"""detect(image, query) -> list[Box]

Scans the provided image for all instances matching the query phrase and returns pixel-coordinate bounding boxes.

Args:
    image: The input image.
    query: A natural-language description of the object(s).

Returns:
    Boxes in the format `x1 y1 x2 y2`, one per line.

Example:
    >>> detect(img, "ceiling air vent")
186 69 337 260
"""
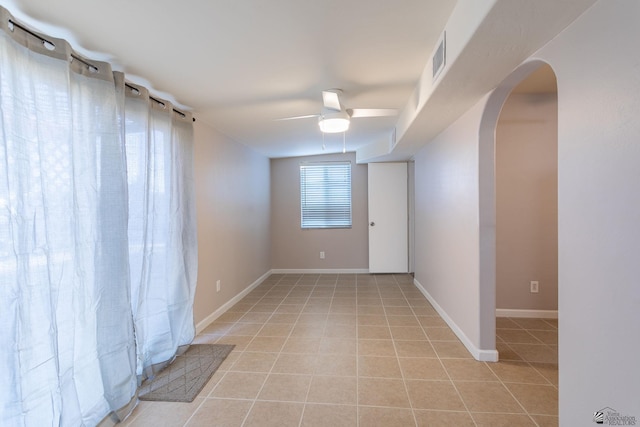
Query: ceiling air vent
432 31 446 80
390 127 397 150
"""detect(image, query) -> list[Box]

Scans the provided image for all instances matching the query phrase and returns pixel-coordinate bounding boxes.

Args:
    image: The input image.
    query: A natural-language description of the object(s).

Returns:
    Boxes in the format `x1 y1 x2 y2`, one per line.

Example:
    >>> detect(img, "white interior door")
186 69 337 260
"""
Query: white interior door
368 162 408 273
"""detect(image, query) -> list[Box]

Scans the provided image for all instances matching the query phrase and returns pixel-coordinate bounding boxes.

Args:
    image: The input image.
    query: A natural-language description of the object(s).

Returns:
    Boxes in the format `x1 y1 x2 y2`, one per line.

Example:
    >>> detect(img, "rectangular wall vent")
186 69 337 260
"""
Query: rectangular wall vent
390 127 397 150
432 31 446 80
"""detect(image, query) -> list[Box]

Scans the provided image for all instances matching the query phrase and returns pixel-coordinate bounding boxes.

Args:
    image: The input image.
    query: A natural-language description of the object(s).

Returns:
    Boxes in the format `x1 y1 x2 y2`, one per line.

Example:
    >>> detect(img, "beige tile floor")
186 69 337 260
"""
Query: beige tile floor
121 274 558 427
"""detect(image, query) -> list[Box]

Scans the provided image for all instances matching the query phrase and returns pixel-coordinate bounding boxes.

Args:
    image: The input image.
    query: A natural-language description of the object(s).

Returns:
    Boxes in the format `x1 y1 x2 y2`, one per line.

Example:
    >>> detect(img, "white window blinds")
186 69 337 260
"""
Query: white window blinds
300 161 352 229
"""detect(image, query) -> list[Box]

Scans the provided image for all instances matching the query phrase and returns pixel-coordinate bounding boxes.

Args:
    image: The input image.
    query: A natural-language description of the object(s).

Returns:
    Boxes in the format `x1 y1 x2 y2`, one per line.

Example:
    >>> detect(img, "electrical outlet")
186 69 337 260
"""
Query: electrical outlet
319 251 325 259
216 280 221 292
530 281 539 293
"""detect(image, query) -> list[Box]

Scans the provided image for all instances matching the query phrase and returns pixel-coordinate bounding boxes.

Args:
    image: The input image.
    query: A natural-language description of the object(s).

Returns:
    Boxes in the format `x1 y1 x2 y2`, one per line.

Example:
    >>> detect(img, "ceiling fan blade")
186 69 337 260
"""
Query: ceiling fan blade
322 90 342 111
348 108 398 118
274 114 320 121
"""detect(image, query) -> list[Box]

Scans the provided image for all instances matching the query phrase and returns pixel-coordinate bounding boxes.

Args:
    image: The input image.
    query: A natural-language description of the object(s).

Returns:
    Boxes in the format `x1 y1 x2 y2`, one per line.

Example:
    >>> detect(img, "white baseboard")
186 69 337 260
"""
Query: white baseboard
413 278 499 362
496 309 558 319
195 270 272 335
270 268 369 274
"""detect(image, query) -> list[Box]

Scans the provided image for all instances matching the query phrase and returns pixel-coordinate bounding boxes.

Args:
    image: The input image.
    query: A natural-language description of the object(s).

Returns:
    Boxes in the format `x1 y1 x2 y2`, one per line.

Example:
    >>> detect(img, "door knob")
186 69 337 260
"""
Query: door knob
370 222 375 226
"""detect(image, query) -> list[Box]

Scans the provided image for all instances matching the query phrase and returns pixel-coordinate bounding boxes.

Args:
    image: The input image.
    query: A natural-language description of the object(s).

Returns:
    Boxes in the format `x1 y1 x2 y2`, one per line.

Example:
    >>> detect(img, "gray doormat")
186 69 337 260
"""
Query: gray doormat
138 344 235 402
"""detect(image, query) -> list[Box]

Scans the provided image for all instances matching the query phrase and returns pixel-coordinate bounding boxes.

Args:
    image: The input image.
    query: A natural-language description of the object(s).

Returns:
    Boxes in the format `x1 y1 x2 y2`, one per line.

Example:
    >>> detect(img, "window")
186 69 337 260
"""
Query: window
300 161 352 229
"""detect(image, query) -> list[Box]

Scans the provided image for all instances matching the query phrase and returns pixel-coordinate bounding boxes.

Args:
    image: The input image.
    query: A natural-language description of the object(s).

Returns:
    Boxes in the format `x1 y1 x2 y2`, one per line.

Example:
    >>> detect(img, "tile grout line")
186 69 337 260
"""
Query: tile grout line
200 275 282 426
236 274 312 427
494 318 559 426
298 274 338 427
387 274 420 427
488 361 542 426
400 275 479 427
182 276 287 427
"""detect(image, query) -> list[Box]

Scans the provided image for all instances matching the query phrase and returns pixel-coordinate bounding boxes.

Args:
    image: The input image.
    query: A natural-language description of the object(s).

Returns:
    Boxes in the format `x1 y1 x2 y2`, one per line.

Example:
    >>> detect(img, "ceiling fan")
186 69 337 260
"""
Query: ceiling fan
276 89 398 133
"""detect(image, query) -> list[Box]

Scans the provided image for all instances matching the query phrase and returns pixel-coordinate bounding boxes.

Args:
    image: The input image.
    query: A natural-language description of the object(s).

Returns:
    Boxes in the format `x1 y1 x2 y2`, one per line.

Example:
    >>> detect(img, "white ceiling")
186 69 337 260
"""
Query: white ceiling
4 0 593 159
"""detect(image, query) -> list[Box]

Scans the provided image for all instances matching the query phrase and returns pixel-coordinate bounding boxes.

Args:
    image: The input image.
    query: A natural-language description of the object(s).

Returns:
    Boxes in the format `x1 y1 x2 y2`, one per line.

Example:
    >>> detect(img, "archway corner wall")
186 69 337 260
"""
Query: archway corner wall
415 2 640 422
530 1 640 423
480 0 640 422
412 59 556 364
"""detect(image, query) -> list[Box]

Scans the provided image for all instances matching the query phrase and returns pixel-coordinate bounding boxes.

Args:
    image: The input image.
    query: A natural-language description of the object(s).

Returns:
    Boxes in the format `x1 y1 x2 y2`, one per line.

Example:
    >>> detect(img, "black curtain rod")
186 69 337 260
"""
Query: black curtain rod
125 83 195 122
9 18 195 122
10 19 98 73
8 19 52 47
71 53 98 72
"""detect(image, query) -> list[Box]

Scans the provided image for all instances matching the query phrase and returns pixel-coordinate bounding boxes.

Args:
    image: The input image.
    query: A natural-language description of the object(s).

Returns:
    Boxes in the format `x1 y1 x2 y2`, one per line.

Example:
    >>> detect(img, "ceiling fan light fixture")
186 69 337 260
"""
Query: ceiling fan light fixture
318 111 350 133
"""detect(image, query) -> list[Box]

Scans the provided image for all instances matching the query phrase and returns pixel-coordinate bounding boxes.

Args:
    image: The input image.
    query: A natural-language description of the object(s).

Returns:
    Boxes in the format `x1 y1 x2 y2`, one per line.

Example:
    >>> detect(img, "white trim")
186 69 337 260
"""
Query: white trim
496 309 558 319
413 278 499 362
270 268 369 274
195 270 272 335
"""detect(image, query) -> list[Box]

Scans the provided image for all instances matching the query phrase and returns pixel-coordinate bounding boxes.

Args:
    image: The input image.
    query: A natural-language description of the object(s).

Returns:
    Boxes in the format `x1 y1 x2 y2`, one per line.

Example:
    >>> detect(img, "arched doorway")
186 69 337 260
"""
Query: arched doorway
494 65 558 368
478 60 558 360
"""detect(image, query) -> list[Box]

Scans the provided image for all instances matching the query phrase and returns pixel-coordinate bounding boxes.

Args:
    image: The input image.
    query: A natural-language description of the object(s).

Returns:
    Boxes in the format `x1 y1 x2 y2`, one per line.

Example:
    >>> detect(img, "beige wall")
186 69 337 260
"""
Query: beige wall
413 98 487 354
270 152 368 270
496 91 558 310
192 120 271 325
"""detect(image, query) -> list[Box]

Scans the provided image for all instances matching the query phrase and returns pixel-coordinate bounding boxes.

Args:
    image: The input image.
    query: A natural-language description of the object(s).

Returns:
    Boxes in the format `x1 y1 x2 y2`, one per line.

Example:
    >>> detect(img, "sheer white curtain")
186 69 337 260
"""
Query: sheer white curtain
0 6 197 426
0 10 136 427
124 84 197 377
